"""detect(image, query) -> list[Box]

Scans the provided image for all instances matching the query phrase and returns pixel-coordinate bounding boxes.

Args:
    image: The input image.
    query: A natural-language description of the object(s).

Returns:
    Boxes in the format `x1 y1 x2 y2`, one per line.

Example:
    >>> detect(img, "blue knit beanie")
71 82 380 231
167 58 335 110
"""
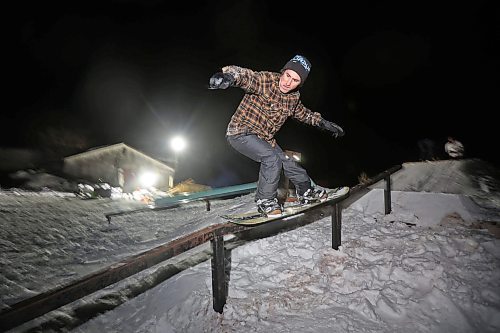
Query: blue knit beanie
281 55 311 86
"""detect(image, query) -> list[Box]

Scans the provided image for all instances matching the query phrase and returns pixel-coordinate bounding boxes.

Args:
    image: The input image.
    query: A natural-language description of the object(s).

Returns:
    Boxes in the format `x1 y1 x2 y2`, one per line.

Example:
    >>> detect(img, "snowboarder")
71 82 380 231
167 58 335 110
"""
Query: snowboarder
444 136 464 159
209 55 345 216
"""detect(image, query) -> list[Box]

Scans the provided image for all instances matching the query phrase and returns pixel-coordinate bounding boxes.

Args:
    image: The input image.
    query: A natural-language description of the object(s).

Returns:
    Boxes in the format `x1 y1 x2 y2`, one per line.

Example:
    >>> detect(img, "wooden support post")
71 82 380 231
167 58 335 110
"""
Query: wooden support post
331 203 342 250
384 175 392 214
211 231 226 313
0 224 223 332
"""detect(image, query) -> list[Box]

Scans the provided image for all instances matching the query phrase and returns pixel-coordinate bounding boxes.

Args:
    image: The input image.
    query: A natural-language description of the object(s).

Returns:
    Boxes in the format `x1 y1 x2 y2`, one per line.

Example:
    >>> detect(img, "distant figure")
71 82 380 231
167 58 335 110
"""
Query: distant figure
117 167 124 188
417 138 437 161
122 168 137 193
445 136 464 159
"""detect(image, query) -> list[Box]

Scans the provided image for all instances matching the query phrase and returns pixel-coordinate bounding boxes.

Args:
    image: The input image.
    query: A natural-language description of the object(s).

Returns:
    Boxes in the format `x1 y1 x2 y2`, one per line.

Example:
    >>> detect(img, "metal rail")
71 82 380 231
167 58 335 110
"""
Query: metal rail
105 182 258 222
0 164 401 332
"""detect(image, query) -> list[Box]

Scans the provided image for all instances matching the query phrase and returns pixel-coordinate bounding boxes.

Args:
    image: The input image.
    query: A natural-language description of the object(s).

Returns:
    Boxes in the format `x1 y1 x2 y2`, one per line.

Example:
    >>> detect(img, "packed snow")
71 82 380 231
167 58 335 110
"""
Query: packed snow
1 159 499 332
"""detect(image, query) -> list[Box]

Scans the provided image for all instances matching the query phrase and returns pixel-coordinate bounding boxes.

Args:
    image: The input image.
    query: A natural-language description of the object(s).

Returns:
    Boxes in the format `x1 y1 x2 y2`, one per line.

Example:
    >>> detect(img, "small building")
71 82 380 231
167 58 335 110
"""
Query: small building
63 143 175 192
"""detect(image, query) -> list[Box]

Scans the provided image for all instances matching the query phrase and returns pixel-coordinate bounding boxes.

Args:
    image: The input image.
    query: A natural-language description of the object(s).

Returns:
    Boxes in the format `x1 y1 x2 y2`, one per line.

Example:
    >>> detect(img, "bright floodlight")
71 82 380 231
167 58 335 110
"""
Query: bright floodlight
170 136 187 152
139 171 158 188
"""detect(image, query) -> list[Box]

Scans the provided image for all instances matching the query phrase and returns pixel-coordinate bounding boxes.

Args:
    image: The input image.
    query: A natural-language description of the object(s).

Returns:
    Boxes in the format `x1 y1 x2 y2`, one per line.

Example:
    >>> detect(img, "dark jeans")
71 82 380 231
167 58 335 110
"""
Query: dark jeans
227 134 311 201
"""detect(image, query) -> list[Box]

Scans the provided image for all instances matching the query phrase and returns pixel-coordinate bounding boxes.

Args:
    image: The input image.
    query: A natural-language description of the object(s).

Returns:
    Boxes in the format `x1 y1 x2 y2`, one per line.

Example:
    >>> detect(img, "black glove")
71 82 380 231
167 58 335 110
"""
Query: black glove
209 72 235 89
318 118 345 138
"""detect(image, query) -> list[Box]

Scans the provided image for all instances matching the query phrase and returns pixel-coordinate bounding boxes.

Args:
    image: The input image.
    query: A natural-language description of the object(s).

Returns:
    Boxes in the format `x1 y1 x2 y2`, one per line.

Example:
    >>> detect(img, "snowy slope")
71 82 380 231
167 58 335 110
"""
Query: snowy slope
1 160 499 332
370 159 500 210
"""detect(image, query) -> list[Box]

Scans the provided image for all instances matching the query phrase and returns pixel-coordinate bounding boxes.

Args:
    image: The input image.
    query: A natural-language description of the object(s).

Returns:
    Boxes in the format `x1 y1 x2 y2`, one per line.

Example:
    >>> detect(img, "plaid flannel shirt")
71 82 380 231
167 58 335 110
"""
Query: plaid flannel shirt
224 66 322 147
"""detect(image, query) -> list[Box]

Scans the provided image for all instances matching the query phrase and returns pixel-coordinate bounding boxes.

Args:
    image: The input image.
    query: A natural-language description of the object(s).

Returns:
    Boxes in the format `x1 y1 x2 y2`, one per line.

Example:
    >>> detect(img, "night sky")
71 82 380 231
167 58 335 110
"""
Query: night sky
5 0 499 188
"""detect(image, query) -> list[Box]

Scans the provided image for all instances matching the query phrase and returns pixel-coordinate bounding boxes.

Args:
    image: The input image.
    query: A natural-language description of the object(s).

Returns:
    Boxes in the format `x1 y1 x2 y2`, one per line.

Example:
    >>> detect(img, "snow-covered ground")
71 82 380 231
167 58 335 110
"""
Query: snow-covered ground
1 159 499 332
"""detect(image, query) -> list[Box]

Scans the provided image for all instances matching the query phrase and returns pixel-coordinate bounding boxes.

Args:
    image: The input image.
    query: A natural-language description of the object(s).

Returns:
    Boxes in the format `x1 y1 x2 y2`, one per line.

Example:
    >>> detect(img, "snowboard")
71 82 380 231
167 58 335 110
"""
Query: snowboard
221 186 350 226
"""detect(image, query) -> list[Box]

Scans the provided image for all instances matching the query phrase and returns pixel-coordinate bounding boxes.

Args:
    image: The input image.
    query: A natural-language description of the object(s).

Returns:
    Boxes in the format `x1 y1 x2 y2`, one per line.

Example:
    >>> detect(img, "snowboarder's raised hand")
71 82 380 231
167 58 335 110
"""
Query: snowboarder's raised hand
209 72 235 89
318 118 345 138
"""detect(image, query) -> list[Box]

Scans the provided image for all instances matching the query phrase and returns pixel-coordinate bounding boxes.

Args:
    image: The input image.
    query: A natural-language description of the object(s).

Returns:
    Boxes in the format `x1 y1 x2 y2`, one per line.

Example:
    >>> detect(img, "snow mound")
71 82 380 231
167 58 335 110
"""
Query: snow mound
370 159 500 210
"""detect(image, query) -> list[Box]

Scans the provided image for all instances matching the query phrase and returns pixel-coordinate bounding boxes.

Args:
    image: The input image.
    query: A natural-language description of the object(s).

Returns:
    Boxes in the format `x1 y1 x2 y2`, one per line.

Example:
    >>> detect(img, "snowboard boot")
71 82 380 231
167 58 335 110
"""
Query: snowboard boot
299 187 328 205
256 198 283 217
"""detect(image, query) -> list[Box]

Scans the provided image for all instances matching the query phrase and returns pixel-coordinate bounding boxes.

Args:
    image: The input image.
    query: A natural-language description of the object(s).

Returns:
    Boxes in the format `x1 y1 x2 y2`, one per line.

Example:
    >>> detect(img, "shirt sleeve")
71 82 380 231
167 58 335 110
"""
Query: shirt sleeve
222 66 266 94
292 101 322 126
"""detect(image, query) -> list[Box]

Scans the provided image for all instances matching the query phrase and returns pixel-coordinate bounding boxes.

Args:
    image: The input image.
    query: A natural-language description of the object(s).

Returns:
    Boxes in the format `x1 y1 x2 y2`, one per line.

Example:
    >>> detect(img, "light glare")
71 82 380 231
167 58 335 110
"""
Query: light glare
139 171 158 188
170 136 187 152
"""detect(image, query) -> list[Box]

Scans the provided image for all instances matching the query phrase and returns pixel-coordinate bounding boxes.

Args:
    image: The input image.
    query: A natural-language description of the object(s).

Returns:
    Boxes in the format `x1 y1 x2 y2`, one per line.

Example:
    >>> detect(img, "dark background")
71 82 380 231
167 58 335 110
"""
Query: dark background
4 0 498 188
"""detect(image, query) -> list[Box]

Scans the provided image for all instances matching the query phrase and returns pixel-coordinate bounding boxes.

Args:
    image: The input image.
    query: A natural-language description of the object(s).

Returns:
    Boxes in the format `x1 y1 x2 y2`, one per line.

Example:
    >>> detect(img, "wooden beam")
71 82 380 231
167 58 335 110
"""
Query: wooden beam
0 223 240 332
1 165 402 332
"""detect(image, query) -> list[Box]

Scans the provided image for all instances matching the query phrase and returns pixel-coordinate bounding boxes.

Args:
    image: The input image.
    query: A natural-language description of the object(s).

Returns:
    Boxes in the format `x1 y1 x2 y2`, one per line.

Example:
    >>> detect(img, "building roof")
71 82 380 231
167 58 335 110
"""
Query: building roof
64 143 175 172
